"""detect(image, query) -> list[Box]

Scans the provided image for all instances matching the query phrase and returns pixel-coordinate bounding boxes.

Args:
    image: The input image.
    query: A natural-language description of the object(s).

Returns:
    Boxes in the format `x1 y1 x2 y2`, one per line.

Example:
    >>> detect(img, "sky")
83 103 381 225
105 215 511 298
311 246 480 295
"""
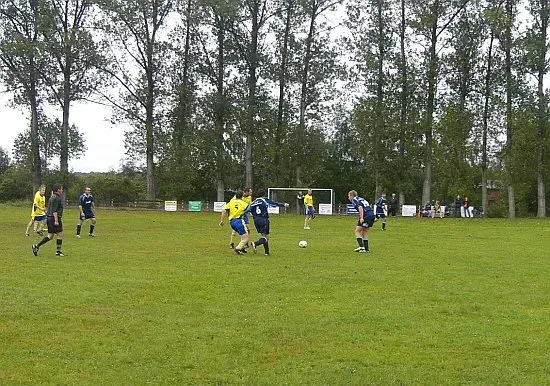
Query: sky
1 91 126 173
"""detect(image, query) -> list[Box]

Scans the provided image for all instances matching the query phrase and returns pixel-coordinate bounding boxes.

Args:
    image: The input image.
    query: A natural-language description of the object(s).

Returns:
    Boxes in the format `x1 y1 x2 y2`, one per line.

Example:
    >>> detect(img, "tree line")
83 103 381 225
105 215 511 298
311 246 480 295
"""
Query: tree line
0 0 548 217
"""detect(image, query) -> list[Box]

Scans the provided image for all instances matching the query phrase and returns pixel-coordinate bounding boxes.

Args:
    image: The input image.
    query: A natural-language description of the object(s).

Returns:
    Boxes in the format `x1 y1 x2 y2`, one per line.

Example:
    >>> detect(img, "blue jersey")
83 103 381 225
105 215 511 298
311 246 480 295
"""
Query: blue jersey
79 193 95 214
351 196 374 217
246 197 286 218
375 196 386 215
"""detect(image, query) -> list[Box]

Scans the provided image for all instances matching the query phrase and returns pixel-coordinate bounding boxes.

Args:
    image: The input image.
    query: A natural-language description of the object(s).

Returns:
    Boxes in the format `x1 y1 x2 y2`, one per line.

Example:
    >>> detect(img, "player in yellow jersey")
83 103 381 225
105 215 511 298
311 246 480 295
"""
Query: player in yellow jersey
26 185 47 236
219 190 250 254
303 189 315 229
228 187 252 249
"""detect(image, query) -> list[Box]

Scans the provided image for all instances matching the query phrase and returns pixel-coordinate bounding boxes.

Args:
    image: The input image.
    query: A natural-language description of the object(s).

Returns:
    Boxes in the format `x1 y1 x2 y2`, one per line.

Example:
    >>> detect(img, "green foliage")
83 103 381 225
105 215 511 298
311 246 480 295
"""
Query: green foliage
1 209 550 383
0 147 9 175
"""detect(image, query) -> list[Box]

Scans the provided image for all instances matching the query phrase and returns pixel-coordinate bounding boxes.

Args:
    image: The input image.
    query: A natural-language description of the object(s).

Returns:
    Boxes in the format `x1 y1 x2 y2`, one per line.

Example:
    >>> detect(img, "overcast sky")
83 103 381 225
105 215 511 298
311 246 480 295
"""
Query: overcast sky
1 91 126 172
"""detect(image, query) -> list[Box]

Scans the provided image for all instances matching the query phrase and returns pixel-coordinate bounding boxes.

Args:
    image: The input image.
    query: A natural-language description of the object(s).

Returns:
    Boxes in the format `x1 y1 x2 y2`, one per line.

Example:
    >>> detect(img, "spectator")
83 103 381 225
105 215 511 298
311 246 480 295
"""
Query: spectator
454 195 463 217
463 196 471 218
388 193 398 217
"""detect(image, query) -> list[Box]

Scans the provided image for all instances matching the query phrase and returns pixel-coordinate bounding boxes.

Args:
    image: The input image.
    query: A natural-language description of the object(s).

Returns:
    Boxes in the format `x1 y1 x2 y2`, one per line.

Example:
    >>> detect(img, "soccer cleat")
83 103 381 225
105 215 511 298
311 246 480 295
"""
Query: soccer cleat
357 248 368 253
251 242 257 253
354 247 364 252
234 248 242 255
264 252 270 256
56 251 65 257
89 233 95 237
229 242 235 249
26 233 30 237
32 244 39 256
36 230 43 236
241 248 248 254
304 226 311 230
76 235 81 238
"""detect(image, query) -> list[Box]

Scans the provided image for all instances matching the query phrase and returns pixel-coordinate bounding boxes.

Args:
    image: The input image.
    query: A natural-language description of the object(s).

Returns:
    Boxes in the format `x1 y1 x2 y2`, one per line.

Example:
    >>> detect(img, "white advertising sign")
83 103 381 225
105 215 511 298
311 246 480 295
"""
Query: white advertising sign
214 202 226 212
164 200 178 212
318 203 333 215
401 204 417 217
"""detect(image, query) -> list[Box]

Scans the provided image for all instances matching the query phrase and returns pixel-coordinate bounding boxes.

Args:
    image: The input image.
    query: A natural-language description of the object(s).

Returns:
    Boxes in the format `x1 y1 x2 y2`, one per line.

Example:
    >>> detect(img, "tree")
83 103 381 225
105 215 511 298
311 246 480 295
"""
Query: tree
96 0 175 200
0 0 45 189
0 146 10 175
40 0 106 175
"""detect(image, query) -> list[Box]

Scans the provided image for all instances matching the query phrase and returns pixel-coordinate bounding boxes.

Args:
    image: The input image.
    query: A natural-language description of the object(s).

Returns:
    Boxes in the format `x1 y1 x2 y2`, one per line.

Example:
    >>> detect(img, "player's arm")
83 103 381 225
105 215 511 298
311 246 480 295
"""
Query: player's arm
219 209 228 227
358 205 364 222
265 198 289 208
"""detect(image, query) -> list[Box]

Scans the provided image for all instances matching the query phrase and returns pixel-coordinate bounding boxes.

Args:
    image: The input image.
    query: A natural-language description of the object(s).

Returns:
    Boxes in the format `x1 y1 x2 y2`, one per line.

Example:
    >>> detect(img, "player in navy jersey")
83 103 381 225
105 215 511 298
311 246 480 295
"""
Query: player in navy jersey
375 192 387 231
244 188 289 256
76 186 97 238
348 190 376 253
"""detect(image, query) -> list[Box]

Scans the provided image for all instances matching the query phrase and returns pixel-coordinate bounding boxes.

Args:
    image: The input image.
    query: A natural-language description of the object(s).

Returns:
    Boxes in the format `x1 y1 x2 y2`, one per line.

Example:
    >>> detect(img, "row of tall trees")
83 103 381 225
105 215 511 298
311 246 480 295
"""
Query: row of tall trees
1 0 549 216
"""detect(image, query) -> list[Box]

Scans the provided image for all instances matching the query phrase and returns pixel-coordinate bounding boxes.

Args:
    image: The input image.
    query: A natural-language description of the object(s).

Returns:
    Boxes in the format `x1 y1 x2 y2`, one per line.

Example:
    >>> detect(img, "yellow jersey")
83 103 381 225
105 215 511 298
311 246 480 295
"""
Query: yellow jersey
232 194 253 205
31 191 46 217
224 198 249 220
304 194 313 207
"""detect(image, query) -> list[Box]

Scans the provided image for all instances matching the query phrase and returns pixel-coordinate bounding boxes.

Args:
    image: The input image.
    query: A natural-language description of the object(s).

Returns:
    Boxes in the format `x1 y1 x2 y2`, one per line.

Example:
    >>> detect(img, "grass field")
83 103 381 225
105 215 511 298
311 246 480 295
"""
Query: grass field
1 205 549 385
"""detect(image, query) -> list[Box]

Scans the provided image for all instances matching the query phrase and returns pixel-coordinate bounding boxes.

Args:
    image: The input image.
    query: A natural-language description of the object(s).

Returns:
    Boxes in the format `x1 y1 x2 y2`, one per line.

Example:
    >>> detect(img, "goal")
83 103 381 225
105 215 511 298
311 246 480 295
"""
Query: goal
267 187 334 215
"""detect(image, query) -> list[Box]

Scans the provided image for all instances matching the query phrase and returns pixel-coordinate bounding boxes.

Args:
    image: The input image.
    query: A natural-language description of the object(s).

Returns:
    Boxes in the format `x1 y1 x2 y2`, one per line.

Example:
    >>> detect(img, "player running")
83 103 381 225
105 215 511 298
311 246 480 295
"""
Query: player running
303 189 315 229
245 188 289 256
76 186 97 238
219 190 250 255
229 187 252 249
348 190 376 253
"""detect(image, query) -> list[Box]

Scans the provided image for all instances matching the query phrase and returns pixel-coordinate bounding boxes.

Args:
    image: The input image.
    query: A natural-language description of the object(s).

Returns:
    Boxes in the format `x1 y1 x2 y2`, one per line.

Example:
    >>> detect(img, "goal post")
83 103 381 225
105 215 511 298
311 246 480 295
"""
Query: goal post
267 187 334 215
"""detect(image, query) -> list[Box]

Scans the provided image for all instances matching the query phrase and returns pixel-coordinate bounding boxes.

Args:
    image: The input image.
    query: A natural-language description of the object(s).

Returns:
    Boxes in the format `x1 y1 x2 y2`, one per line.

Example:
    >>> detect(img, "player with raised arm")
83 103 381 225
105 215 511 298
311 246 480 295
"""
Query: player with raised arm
76 186 97 238
375 191 387 231
219 190 250 255
245 188 289 256
25 184 46 236
303 189 315 229
348 190 376 253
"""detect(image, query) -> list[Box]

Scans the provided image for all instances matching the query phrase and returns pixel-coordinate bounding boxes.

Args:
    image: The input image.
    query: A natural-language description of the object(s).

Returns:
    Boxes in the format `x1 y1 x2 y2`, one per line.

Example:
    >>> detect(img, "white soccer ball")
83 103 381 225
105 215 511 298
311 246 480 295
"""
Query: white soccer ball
298 240 308 248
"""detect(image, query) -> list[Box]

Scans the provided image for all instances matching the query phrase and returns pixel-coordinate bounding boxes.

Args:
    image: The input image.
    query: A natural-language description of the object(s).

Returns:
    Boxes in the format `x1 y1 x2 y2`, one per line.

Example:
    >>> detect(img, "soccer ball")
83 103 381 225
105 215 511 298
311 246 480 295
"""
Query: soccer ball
298 240 308 248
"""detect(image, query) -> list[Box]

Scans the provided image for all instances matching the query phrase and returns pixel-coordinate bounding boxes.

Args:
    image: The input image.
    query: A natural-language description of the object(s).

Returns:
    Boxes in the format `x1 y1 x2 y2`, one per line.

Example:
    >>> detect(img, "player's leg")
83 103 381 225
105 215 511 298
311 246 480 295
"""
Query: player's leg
76 215 84 237
381 214 386 230
354 223 365 251
26 218 34 236
33 218 55 255
55 228 64 256
89 216 96 236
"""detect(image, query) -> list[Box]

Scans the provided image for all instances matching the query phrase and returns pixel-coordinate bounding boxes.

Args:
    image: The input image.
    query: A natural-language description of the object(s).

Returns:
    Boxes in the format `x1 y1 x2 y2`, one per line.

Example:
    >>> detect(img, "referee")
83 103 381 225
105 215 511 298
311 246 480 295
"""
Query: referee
32 184 65 257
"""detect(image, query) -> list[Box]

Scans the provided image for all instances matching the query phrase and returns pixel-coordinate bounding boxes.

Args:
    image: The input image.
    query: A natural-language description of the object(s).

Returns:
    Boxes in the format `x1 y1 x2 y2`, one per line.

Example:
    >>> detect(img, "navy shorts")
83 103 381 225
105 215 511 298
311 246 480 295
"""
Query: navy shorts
80 212 95 221
357 214 375 228
33 215 46 221
253 217 270 235
46 217 63 234
306 206 315 218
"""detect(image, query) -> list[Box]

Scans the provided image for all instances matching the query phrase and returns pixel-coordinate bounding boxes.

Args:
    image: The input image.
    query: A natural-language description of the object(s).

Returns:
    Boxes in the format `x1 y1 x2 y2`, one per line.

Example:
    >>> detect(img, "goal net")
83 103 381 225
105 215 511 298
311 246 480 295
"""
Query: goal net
267 188 334 215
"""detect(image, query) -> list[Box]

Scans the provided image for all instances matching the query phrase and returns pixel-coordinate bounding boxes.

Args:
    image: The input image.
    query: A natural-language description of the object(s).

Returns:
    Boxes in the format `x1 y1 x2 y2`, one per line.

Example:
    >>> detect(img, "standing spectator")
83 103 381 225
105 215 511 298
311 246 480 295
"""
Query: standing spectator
454 195 463 217
296 191 304 215
246 188 289 256
303 189 315 229
25 184 46 236
32 184 65 257
388 193 398 217
463 196 471 218
375 192 387 230
76 186 97 238
348 190 376 253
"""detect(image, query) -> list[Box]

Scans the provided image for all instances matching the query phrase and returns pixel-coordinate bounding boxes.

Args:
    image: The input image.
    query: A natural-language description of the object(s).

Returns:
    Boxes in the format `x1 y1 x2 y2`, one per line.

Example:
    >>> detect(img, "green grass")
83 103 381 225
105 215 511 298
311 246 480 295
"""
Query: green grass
1 205 549 385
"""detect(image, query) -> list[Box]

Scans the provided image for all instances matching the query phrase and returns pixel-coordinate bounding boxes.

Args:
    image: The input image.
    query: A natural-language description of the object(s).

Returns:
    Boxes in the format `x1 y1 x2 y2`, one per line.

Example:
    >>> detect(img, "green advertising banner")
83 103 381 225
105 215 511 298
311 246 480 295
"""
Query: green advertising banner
188 201 202 212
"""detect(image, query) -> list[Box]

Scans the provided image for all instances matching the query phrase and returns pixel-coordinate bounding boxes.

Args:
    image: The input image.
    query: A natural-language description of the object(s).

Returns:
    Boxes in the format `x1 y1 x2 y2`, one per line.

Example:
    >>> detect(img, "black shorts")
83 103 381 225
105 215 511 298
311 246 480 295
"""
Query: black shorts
80 212 95 220
46 217 63 234
253 217 270 235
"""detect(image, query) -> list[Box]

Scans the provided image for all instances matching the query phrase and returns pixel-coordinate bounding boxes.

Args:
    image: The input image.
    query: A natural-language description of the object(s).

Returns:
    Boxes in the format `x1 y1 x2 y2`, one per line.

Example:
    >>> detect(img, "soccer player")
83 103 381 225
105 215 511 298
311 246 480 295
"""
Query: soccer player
76 186 97 237
219 190 250 254
303 189 315 229
25 184 46 236
375 191 387 231
348 190 375 253
229 187 252 248
245 188 289 256
32 184 65 257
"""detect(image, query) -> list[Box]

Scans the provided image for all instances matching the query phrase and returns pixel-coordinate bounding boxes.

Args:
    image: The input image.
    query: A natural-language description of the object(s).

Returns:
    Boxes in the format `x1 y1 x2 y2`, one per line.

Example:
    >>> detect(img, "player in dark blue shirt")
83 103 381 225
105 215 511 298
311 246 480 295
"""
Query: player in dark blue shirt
348 190 376 253
375 192 387 231
244 188 289 256
76 186 97 238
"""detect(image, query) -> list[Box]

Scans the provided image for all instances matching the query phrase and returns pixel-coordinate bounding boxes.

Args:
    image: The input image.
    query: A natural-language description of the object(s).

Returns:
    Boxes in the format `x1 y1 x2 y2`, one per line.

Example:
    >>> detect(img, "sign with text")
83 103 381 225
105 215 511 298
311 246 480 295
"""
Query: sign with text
267 206 280 214
164 201 178 212
401 205 417 217
188 201 202 212
346 204 359 215
214 202 226 212
318 203 332 215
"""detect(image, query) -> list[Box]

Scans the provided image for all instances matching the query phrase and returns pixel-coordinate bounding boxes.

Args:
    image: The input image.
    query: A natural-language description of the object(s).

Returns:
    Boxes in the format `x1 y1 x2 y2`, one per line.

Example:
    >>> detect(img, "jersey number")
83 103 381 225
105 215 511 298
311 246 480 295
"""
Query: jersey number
256 207 261 215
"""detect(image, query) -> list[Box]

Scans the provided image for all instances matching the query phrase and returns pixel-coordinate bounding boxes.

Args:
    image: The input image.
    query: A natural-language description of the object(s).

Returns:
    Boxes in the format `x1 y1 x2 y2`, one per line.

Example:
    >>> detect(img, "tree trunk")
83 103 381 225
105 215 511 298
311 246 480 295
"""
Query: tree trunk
146 44 156 200
215 13 226 202
29 79 42 190
536 0 547 218
504 0 515 218
60 65 70 173
422 0 439 206
398 0 408 209
481 30 495 216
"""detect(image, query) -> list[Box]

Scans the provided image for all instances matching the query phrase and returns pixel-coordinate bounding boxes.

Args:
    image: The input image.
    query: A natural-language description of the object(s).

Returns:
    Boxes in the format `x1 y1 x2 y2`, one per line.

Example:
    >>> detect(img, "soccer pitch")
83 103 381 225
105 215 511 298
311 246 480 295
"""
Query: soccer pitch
1 205 549 385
